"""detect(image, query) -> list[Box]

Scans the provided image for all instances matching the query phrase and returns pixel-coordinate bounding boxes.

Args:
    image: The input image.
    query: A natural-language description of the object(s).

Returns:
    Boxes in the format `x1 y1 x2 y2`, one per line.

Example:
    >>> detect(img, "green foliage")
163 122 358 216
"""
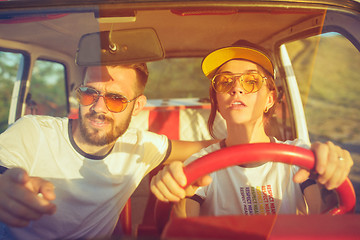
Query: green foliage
0 55 67 134
0 51 20 133
286 34 360 144
145 58 209 99
29 60 67 117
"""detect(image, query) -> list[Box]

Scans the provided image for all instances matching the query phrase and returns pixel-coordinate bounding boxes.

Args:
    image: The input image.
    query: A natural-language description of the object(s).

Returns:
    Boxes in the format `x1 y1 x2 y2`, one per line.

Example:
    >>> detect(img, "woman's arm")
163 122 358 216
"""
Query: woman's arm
172 198 201 218
303 183 338 214
150 161 212 202
294 141 353 190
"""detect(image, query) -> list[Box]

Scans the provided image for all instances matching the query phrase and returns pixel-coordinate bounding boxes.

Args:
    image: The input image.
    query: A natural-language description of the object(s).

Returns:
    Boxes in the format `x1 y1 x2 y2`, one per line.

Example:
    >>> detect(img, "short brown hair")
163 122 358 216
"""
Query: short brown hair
121 63 149 95
81 63 149 95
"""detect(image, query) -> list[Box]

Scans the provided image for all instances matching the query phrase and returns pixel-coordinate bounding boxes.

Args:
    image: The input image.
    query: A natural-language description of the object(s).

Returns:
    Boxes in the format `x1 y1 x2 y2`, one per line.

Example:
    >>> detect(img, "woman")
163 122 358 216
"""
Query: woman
150 41 352 217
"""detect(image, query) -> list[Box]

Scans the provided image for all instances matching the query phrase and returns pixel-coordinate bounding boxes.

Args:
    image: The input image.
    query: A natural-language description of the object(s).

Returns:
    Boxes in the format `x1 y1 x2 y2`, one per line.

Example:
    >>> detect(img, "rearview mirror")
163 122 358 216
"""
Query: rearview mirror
76 28 164 66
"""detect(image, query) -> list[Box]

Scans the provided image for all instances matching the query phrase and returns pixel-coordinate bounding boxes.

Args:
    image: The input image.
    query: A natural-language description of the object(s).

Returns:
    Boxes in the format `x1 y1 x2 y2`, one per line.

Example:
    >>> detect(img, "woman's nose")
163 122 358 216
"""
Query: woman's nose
229 79 244 95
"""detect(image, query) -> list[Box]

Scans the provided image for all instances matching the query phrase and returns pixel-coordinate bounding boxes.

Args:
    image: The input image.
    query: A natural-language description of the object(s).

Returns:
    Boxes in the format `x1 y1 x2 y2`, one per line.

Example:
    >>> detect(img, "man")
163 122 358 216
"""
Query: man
0 63 352 239
0 63 211 239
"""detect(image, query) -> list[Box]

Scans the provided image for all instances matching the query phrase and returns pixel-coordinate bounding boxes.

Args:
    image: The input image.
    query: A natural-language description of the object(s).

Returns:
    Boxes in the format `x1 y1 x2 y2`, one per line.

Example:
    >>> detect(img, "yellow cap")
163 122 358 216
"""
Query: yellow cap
201 46 274 79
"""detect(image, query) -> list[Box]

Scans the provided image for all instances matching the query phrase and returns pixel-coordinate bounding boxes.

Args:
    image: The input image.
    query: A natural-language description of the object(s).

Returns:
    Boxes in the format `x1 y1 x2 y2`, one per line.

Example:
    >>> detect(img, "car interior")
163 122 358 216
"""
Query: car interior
0 0 359 238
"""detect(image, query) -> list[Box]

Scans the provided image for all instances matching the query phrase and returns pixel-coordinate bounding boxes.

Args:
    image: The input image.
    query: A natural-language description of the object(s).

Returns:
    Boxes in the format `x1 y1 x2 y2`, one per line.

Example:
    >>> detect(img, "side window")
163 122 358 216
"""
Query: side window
26 60 67 117
286 33 360 143
0 51 22 133
285 33 360 203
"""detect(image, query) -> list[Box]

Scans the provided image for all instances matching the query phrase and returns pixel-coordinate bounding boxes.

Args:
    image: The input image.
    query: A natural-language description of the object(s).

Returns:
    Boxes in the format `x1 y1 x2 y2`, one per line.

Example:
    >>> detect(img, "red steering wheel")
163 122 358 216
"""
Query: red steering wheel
182 142 356 215
155 143 356 234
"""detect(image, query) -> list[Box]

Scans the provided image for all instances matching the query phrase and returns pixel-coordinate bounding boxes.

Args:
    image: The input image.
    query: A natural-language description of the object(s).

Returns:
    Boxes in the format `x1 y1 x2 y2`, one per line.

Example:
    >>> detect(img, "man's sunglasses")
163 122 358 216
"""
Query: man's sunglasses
212 72 266 94
76 86 139 113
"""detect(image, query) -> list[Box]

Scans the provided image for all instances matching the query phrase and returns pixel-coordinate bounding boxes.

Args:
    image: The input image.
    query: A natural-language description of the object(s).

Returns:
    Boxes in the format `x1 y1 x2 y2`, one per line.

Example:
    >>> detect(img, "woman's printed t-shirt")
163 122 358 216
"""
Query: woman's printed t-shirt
185 138 309 216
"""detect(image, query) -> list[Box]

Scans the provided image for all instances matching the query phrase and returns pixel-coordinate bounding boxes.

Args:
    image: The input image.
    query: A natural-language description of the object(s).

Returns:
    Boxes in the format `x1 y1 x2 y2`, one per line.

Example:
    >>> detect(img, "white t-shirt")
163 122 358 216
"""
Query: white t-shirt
185 138 309 216
0 115 170 239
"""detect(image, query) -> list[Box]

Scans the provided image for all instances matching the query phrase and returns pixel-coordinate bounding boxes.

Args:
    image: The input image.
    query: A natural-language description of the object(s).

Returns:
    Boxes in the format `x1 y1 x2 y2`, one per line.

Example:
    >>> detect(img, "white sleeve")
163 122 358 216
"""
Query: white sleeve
283 138 311 149
142 131 170 174
0 116 41 171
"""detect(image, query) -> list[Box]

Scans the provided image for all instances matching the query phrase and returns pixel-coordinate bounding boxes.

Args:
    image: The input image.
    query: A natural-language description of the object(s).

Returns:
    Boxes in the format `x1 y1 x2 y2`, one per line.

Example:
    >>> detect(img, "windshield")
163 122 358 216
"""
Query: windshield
0 2 359 238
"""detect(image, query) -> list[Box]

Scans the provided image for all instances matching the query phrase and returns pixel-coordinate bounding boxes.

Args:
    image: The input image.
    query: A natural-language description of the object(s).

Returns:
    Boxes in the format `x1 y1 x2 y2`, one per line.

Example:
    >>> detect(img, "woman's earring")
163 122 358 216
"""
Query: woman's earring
264 107 269 113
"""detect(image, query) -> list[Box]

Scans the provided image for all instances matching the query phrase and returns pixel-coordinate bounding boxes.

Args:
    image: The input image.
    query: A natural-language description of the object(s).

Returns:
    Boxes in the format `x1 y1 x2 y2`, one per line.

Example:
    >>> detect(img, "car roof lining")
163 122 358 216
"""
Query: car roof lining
0 7 327 60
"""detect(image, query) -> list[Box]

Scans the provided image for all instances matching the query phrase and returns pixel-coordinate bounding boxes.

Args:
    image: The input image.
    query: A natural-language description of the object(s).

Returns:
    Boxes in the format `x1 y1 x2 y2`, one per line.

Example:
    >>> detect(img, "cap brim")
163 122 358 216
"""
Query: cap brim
201 47 274 78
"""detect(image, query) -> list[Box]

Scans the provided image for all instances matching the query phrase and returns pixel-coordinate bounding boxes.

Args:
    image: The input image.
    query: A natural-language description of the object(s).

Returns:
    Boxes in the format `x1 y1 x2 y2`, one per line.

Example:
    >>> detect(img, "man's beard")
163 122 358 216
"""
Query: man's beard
79 110 132 146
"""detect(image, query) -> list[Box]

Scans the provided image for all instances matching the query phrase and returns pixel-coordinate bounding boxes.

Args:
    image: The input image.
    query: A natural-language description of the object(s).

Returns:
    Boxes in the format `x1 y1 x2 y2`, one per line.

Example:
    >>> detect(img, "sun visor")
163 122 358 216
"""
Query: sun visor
76 28 164 66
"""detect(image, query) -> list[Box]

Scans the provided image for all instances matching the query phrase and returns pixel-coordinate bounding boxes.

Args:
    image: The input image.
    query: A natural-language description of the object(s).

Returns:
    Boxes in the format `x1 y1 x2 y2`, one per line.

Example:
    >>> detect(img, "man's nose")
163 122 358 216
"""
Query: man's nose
90 95 108 113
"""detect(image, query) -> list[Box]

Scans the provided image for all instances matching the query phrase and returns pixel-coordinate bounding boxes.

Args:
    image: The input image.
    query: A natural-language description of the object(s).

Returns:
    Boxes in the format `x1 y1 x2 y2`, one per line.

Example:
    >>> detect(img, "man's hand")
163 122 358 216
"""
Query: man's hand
0 168 56 227
150 161 212 202
293 141 353 190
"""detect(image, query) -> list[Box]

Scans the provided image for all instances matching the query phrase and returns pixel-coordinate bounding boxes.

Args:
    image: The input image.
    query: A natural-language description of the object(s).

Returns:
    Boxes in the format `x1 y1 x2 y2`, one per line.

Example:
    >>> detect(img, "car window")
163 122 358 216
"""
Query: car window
0 1 358 228
145 58 209 99
26 60 67 117
286 33 360 144
285 32 360 199
0 50 22 133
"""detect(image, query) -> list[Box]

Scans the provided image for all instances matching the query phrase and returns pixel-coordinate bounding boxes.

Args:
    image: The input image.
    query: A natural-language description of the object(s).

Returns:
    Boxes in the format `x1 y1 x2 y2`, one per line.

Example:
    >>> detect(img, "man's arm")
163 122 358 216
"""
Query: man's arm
0 167 56 227
164 139 218 164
